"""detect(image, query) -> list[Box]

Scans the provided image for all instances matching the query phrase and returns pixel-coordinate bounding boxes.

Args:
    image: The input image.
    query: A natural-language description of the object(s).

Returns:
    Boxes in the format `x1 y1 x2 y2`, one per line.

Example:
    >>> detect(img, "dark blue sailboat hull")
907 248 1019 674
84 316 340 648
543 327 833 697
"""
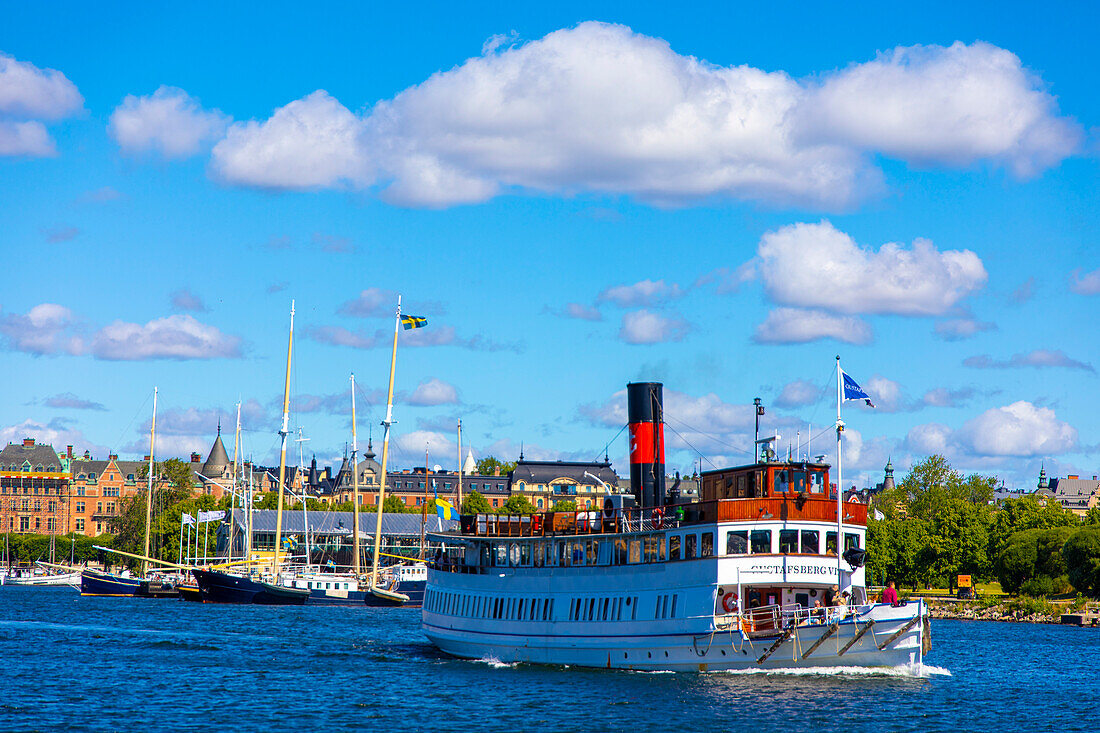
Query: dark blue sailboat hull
80 569 144 597
191 568 309 605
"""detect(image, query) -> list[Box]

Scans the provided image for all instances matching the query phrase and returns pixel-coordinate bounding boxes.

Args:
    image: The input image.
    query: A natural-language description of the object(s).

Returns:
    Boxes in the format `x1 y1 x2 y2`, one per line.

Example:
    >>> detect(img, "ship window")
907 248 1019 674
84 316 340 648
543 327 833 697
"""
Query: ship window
572 542 585 567
558 541 570 567
495 544 507 566
588 598 596 620
658 534 666 561
801 530 820 554
628 539 642 564
632 596 638 620
779 529 799 554
669 535 681 561
520 542 531 566
750 530 771 554
518 599 525 618
726 531 748 554
611 537 629 563
544 543 554 567
685 534 697 560
671 594 678 618
775 470 789 493
644 536 658 563
810 470 825 493
701 532 714 557
586 540 597 565
826 532 838 555
845 533 861 550
790 469 806 493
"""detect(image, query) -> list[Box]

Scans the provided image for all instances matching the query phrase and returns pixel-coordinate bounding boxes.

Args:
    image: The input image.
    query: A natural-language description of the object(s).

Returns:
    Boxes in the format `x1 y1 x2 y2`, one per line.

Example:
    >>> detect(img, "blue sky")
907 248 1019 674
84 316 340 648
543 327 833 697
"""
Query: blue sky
1 2 1098 488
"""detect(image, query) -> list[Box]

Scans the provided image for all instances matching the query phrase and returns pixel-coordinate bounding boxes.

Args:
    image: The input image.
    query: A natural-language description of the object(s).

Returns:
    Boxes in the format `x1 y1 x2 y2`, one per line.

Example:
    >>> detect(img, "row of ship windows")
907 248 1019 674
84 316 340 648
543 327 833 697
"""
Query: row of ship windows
425 590 556 622
468 529 862 569
426 590 682 622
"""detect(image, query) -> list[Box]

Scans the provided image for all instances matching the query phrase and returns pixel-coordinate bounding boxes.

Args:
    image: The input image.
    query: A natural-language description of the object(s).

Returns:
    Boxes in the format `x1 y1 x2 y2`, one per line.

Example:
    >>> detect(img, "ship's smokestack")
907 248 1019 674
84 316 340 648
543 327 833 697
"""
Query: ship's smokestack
627 382 665 507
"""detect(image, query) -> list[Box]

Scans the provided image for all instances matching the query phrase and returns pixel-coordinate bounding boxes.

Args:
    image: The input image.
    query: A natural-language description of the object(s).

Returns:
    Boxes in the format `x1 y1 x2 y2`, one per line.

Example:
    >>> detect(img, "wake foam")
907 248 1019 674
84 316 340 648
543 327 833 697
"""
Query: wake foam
472 656 518 669
709 661 950 678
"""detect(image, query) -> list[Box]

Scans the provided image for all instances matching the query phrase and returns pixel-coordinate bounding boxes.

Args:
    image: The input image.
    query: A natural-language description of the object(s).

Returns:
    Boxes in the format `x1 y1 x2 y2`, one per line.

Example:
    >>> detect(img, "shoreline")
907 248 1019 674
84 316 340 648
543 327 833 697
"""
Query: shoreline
926 600 1097 626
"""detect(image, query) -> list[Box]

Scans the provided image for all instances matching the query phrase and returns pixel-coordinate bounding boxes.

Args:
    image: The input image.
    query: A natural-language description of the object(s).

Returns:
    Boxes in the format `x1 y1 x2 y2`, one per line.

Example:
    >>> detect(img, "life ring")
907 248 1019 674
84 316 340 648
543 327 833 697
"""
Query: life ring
721 592 738 613
653 508 664 529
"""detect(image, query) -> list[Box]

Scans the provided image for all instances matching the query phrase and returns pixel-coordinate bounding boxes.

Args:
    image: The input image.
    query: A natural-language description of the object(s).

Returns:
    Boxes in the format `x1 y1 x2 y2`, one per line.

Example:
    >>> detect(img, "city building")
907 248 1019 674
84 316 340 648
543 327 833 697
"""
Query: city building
1047 473 1100 517
509 458 619 510
68 453 147 536
0 439 70 537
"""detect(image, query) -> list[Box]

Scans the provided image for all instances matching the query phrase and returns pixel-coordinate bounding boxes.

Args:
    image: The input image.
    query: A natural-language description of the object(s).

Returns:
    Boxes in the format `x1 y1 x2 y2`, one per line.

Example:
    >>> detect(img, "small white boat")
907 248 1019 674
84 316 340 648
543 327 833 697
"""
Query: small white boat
5 565 82 588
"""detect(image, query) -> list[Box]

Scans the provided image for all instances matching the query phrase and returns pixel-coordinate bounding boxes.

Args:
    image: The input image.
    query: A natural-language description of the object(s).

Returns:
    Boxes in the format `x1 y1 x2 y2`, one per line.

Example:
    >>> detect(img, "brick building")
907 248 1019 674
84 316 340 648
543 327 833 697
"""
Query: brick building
0 438 70 537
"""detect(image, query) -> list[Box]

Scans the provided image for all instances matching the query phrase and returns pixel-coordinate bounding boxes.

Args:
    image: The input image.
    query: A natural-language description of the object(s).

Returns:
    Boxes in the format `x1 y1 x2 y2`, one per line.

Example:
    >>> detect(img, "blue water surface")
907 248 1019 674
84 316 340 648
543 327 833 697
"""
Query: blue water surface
0 587 1096 732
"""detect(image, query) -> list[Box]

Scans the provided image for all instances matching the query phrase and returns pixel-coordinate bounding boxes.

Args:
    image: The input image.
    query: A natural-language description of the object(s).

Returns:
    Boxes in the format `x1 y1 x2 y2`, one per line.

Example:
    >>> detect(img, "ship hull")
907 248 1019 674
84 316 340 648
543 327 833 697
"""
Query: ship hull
80 569 144 596
191 568 309 605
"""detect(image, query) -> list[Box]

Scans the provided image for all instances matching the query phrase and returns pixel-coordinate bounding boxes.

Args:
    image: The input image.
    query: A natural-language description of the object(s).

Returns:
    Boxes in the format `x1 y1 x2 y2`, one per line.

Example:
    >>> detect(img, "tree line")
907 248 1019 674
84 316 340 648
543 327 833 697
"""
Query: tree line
868 455 1100 596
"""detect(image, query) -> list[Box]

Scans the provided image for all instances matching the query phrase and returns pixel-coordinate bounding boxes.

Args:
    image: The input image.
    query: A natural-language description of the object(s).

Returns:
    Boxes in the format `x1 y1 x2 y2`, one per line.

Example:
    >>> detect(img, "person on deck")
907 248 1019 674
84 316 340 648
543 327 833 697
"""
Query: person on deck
882 580 899 606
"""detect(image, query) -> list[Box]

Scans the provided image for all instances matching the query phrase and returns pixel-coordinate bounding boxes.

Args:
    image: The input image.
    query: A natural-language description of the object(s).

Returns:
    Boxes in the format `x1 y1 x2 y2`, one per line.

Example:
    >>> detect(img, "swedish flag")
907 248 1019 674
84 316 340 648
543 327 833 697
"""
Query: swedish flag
436 497 460 522
401 315 427 330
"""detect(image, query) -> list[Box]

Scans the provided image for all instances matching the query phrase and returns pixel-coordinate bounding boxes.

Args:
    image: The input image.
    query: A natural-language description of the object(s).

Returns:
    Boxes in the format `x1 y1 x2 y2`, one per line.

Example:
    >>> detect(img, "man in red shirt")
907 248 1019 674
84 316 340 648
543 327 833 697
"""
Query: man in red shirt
881 580 899 606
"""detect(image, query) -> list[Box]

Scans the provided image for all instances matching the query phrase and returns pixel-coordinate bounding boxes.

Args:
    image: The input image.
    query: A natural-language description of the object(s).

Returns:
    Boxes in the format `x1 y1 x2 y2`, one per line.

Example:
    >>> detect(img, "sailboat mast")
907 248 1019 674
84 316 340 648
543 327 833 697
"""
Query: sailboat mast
456 419 463 511
371 297 401 589
351 373 361 576
231 401 241 561
273 301 295 578
142 387 157 576
420 444 429 558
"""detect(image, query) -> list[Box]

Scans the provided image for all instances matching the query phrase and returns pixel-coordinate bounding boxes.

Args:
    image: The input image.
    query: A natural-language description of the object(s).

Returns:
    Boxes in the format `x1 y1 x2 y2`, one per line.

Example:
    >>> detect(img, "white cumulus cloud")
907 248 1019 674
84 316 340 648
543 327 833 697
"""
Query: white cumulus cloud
0 52 83 157
0 303 84 355
753 308 872 345
91 315 242 360
802 41 1082 177
757 220 987 316
597 279 685 307
210 90 368 189
188 24 1080 208
619 309 689 344
407 378 459 406
959 401 1077 457
109 86 228 159
775 380 821 408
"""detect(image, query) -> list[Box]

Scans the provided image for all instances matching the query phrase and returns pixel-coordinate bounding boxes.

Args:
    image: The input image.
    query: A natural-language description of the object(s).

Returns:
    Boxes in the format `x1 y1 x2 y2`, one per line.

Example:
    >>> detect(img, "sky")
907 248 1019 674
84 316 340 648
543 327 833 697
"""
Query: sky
1 1 1098 489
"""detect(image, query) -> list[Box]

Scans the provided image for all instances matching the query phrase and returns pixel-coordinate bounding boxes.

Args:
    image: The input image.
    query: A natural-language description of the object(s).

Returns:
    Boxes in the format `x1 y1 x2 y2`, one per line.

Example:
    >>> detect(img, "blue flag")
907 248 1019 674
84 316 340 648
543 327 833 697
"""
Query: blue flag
841 370 875 407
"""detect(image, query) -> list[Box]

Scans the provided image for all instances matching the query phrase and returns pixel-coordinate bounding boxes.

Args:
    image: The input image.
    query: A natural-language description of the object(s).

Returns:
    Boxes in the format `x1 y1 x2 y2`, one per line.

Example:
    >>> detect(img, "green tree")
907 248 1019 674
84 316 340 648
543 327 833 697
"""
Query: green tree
994 526 1076 594
500 494 538 515
1083 506 1100 526
461 490 492 515
383 495 410 514
476 456 517 476
1064 527 1100 596
988 495 1078 566
551 499 577 512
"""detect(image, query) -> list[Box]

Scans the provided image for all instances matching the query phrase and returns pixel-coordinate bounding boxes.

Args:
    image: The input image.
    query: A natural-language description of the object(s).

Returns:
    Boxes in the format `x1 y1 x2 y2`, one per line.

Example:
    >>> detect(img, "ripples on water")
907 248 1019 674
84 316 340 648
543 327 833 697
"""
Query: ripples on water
1 587 1096 732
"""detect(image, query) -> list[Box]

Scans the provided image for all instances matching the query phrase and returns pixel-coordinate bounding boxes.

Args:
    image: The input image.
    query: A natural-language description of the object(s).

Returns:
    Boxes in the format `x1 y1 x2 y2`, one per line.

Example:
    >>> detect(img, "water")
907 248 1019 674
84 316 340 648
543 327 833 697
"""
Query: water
1 587 1096 732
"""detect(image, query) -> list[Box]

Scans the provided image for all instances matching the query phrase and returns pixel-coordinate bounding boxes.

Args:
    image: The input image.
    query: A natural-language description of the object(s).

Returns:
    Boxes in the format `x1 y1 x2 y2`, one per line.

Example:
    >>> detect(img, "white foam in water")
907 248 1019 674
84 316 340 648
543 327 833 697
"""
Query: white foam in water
708 661 951 678
473 656 518 669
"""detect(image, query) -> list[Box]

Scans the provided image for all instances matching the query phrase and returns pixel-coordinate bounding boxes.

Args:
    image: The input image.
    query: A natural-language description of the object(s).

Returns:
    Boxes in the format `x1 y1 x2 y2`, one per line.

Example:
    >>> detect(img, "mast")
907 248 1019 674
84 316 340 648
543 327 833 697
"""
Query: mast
456 419 463 511
835 355 844 588
273 301 294 579
370 296 401 590
231 401 241 560
246 460 253 561
295 428 310 572
142 387 157 576
351 373 361 576
420 443 428 559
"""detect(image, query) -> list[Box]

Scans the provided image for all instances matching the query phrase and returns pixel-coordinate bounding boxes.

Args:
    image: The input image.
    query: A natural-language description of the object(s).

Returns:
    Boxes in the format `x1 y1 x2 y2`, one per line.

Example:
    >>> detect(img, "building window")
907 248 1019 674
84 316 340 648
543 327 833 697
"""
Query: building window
76 502 85 513
75 518 85 532
20 517 29 531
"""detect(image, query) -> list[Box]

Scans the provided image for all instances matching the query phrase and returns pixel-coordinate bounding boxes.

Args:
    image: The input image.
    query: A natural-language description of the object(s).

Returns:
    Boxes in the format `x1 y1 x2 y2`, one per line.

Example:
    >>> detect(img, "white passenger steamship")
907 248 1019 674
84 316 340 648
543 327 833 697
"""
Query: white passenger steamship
422 382 929 672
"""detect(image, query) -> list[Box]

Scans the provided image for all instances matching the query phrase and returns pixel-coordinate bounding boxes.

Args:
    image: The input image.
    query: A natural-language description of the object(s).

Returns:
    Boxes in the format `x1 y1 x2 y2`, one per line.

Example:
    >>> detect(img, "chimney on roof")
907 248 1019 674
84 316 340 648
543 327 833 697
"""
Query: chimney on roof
67 445 73 458
108 453 118 461
1069 474 1079 480
83 450 91 460
144 455 151 461
190 452 201 463
22 438 35 448
494 466 501 476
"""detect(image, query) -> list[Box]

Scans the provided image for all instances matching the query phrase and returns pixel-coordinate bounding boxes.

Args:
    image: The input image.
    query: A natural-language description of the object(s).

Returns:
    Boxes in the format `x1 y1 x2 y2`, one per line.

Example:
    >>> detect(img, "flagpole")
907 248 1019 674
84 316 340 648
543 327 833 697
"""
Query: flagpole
456 419 463 511
835 355 843 590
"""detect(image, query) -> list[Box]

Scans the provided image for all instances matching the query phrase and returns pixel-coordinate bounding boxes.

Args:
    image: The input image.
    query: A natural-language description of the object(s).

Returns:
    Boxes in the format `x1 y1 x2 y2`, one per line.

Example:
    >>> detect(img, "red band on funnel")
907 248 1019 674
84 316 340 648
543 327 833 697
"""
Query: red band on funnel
629 422 665 465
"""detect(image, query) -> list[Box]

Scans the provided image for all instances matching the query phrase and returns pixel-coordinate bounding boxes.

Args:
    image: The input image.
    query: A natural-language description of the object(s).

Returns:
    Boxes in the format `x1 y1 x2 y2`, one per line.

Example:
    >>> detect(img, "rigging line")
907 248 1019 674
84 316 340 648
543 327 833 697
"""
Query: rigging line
593 423 629 463
803 365 839 432
108 389 154 457
661 421 721 470
663 414 752 458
